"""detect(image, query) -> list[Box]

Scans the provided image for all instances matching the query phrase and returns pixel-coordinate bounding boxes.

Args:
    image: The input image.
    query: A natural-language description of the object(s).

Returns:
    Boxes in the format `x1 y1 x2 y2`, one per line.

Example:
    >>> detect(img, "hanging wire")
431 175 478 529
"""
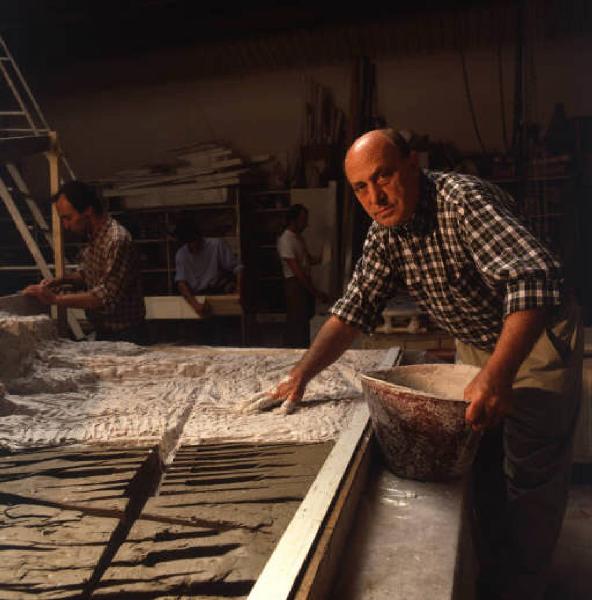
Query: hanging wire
497 36 509 153
459 37 487 155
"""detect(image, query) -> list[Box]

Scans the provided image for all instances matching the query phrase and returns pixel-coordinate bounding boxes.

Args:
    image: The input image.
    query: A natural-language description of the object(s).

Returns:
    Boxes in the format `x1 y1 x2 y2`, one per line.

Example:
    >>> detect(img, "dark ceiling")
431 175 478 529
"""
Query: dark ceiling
0 0 502 67
1 0 589 85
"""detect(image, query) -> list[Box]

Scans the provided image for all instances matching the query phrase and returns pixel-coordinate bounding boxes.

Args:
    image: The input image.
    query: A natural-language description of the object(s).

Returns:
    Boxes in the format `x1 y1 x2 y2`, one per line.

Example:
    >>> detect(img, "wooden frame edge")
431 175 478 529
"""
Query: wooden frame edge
248 402 372 600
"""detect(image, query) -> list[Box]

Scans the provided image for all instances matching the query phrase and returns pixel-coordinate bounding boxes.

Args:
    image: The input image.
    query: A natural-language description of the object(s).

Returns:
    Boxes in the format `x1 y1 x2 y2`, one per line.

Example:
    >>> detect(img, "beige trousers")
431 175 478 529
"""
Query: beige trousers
456 300 583 600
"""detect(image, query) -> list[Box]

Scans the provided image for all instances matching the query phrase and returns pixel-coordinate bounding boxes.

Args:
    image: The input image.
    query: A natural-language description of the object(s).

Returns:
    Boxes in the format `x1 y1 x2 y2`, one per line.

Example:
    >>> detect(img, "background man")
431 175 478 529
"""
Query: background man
256 129 582 600
24 180 146 343
173 222 244 346
174 222 244 318
277 203 328 347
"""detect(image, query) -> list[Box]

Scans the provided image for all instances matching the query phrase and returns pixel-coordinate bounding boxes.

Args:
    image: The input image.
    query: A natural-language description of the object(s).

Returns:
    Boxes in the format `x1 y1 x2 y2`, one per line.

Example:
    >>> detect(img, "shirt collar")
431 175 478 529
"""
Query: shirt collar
394 170 436 236
89 215 112 243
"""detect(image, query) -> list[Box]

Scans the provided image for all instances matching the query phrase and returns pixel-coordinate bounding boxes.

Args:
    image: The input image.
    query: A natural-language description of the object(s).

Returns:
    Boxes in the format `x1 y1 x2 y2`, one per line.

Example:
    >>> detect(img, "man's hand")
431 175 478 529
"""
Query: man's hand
240 316 359 417
240 371 307 415
191 298 209 318
464 308 548 431
40 277 57 288
23 284 56 305
464 368 513 431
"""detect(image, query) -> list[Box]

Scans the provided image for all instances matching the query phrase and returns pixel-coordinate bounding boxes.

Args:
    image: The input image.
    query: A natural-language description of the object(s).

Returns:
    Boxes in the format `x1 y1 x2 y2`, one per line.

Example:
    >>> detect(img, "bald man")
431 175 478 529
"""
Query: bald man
253 129 582 600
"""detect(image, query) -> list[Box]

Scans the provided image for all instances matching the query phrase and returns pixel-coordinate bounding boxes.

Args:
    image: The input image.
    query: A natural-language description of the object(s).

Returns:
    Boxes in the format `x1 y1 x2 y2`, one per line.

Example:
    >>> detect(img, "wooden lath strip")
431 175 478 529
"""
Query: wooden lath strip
247 403 371 600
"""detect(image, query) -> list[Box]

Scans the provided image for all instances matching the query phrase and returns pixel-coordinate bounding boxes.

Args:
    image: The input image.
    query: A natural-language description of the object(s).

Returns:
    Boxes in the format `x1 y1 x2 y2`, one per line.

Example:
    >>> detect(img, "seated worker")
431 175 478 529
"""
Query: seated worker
277 204 328 348
23 180 146 343
174 222 244 318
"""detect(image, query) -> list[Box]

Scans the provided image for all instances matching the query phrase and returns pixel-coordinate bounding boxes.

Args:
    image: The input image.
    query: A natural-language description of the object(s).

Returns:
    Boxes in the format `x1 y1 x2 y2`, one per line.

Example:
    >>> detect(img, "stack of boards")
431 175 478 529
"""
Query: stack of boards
97 143 270 209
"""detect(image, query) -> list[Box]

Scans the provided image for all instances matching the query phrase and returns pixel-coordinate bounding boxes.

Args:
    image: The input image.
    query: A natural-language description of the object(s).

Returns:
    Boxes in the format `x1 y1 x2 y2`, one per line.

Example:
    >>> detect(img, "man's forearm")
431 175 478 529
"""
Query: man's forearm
291 315 360 384
54 291 102 310
464 307 549 429
485 308 548 384
62 271 84 284
47 271 84 287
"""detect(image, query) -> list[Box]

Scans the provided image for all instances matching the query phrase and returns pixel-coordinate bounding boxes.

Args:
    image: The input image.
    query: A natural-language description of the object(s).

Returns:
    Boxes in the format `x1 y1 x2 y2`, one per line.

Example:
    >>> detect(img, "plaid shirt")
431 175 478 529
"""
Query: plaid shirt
80 217 145 333
331 170 564 351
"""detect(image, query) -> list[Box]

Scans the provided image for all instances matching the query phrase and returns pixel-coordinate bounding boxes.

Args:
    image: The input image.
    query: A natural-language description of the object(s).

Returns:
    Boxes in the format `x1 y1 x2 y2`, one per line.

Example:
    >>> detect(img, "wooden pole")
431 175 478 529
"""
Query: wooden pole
47 131 67 336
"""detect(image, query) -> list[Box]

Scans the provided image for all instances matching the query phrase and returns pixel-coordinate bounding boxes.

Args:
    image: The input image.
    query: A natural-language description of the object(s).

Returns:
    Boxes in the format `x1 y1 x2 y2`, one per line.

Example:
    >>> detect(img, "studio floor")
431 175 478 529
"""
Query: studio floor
546 481 592 600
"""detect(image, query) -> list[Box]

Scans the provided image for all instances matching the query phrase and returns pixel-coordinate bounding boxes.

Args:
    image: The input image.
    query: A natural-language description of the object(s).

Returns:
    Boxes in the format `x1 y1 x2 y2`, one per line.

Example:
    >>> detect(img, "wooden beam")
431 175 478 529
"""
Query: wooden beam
144 295 242 319
47 133 67 336
6 162 53 247
0 177 52 280
294 427 374 600
46 132 83 340
67 295 243 323
0 134 51 162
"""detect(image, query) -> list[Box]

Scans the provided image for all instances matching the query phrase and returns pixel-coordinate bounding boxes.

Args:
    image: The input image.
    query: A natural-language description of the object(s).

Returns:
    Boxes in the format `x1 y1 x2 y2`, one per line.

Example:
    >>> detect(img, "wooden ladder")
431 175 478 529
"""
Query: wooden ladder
0 35 83 339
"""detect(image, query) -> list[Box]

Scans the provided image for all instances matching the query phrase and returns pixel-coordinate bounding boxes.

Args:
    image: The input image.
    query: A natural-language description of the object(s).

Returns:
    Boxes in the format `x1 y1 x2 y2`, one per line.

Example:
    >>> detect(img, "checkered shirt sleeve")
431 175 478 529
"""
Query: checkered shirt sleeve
87 235 136 312
453 177 563 316
78 218 145 332
330 224 398 332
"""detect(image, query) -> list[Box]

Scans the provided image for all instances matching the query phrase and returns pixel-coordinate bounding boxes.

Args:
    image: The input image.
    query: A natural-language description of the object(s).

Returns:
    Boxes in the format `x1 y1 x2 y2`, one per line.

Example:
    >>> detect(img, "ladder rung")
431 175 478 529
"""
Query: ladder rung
0 57 11 62
0 111 27 116
0 128 50 132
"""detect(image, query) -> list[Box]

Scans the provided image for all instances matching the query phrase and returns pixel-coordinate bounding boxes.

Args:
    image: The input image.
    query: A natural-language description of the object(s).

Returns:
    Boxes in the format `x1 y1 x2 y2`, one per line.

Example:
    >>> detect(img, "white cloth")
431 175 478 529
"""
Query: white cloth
175 238 242 292
277 229 310 279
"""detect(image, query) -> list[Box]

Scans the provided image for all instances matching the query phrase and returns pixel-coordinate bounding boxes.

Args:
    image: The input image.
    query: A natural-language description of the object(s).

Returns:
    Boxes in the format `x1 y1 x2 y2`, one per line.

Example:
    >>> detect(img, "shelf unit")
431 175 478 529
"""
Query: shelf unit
241 189 291 315
109 189 242 297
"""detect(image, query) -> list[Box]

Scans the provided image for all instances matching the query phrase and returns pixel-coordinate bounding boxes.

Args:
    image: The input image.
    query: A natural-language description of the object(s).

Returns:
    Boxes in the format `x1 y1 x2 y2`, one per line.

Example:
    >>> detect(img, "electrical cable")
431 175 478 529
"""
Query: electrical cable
459 43 487 155
497 36 509 153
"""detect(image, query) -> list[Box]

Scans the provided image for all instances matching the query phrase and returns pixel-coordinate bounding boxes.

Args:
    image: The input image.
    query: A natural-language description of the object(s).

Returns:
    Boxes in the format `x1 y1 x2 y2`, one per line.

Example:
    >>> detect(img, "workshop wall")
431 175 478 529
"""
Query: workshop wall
378 36 592 153
39 34 591 179
41 62 350 179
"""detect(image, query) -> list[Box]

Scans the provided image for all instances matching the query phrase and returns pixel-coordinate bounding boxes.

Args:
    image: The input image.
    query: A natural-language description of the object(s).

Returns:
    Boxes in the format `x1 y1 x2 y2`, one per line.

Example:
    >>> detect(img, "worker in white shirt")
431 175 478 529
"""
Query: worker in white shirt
277 204 328 347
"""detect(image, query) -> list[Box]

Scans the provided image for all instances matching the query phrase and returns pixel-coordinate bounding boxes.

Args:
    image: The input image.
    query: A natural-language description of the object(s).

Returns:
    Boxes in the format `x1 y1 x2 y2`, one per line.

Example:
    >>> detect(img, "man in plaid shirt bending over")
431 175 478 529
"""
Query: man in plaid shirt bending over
250 129 583 600
24 181 146 343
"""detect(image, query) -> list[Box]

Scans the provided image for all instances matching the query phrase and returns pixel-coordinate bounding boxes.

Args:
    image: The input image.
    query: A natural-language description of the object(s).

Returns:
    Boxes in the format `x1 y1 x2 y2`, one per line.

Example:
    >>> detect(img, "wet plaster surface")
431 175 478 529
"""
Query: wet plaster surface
0 315 381 598
0 445 151 599
0 441 332 599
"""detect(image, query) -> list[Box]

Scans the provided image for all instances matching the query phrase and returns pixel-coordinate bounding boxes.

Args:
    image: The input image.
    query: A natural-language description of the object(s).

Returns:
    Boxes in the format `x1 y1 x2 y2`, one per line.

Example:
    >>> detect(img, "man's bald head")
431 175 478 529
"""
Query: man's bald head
345 129 409 166
344 128 419 228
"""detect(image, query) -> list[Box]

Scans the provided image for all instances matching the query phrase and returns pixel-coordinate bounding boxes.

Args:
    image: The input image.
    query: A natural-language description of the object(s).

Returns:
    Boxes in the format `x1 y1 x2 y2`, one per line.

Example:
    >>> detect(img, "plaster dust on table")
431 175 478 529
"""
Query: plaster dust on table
0 313 388 451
